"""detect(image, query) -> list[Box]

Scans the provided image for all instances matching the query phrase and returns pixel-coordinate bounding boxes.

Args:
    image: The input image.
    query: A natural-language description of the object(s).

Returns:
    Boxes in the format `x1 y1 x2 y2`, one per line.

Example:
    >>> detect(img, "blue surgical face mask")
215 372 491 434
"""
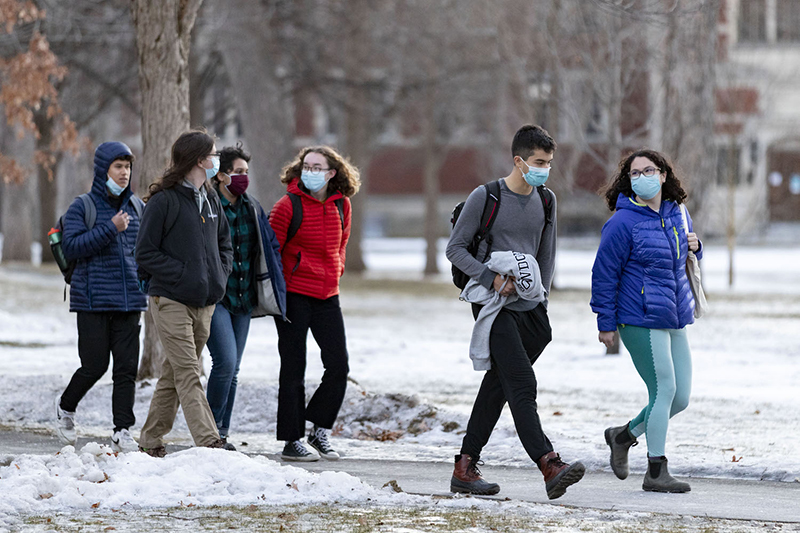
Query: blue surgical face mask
631 174 662 200
106 175 126 196
520 160 550 187
301 169 328 192
205 156 220 180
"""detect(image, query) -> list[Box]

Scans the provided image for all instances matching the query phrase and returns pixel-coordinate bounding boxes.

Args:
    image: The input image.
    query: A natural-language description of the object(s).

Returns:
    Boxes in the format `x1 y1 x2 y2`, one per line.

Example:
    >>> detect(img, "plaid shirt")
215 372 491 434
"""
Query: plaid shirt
219 192 258 315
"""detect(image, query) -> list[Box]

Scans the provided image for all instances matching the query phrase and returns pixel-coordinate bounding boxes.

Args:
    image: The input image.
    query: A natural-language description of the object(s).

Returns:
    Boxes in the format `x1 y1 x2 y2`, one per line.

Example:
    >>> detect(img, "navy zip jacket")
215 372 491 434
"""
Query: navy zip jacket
135 183 233 308
591 194 703 332
62 142 147 313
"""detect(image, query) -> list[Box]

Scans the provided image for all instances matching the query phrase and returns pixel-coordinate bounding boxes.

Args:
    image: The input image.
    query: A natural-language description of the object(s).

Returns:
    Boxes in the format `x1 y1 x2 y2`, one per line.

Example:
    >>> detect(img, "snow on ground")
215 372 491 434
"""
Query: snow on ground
1 238 799 525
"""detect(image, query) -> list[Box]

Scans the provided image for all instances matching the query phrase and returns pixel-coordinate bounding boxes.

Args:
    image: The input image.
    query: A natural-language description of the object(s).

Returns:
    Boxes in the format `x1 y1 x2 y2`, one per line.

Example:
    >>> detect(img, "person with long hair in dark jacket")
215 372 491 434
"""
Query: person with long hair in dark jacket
56 141 146 453
205 143 287 451
591 149 702 493
135 130 233 457
269 146 360 462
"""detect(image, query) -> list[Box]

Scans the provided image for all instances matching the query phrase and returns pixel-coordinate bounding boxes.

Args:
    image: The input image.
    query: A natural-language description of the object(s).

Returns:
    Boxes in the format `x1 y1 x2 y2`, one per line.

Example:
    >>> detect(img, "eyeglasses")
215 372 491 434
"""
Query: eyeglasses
302 165 330 173
629 166 659 180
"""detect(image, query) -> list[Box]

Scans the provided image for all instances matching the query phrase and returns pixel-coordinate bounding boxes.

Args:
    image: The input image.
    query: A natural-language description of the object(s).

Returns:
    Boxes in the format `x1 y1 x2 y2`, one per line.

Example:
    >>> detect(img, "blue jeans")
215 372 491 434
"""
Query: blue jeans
205 304 251 438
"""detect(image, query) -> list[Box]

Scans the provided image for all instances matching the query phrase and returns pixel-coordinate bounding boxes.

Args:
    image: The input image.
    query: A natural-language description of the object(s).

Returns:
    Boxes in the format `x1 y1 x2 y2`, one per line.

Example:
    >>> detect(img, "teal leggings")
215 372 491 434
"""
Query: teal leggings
618 325 692 457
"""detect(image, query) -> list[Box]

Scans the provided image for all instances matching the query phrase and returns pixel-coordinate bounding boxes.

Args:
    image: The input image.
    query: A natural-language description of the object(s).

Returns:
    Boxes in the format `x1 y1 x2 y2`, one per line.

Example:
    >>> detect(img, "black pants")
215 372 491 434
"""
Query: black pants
460 303 553 463
60 312 141 432
274 293 349 442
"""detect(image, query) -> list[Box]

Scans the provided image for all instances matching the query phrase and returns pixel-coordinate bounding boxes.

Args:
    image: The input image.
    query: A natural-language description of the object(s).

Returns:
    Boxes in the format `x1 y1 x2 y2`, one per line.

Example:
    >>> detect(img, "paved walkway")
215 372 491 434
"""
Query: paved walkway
2 428 798 524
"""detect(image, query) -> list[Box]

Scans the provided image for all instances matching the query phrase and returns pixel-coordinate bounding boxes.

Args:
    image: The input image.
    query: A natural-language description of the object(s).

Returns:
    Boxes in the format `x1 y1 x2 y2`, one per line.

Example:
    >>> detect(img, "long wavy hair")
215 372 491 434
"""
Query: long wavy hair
602 149 687 211
280 145 361 198
144 130 216 202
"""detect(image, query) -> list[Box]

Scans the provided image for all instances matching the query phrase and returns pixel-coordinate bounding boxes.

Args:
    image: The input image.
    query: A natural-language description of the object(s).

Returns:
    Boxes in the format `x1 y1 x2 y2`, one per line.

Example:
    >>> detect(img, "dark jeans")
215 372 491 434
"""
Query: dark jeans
274 292 349 442
205 304 251 438
60 311 141 432
460 303 553 463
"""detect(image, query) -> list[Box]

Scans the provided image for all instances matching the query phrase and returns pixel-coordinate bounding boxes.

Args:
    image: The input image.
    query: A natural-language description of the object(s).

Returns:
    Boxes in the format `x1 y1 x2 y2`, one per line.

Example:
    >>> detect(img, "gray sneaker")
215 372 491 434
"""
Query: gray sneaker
55 397 76 445
281 440 319 462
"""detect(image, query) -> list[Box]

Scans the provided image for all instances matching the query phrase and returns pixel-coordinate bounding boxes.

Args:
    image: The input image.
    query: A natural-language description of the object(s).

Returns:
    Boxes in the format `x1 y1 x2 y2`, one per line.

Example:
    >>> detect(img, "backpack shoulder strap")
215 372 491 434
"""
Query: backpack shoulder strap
283 192 303 250
477 180 502 239
129 196 144 219
162 188 181 235
333 197 345 231
79 193 96 229
537 185 553 226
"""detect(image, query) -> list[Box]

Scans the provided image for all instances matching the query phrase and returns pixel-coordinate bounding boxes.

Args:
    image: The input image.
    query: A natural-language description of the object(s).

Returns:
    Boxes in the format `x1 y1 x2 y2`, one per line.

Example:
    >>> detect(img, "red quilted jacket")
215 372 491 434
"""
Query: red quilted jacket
269 179 351 299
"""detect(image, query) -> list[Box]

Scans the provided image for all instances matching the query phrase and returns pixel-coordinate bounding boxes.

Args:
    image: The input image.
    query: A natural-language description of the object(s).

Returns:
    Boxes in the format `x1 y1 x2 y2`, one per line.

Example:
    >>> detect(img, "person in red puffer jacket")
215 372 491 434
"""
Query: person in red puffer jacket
269 145 360 462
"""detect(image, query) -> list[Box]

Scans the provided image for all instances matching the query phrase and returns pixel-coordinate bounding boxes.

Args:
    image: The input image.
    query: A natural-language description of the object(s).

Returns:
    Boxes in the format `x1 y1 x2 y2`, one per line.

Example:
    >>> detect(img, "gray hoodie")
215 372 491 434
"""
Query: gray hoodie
460 251 545 370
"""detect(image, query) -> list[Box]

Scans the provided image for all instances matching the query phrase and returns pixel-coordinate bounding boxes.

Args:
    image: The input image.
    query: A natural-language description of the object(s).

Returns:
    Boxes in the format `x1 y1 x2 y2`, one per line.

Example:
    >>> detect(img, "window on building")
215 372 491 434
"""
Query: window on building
717 146 742 185
776 0 800 42
738 0 767 43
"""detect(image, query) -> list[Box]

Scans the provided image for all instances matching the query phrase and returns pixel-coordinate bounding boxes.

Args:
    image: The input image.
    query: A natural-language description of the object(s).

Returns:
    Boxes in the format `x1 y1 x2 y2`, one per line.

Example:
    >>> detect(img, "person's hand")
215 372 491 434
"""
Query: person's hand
112 210 130 232
687 232 699 252
493 274 516 296
599 331 616 348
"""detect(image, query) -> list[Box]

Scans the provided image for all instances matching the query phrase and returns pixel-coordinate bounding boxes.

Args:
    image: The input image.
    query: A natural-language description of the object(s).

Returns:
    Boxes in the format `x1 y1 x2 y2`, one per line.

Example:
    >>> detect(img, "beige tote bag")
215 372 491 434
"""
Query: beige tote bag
680 204 708 319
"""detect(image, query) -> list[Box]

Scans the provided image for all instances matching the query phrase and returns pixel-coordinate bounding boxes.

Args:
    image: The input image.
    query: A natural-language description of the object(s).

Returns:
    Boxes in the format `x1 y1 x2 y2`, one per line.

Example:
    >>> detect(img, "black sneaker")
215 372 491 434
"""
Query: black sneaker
307 425 340 461
281 440 319 462
221 437 236 451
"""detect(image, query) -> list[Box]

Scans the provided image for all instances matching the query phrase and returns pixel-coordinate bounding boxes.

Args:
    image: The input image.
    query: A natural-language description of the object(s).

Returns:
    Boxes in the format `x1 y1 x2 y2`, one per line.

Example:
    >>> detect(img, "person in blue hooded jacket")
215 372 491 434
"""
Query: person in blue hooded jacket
591 149 702 494
55 141 147 453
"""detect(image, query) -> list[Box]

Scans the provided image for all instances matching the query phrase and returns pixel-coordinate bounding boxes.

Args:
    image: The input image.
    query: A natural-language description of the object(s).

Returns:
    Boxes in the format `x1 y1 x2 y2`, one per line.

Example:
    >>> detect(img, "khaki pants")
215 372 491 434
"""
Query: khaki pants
139 296 219 448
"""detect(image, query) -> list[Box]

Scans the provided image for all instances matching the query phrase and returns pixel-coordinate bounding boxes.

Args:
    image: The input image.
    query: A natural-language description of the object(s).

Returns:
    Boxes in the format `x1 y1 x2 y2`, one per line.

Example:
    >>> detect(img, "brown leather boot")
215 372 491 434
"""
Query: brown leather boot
449 454 500 495
536 451 585 500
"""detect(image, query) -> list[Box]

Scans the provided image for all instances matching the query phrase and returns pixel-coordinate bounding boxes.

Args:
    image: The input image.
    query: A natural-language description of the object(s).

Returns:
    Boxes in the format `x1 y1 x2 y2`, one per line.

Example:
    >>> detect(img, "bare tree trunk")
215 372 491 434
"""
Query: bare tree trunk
0 126 33 262
606 25 623 176
343 102 369 273
131 0 203 380
727 136 736 287
33 109 59 263
210 0 294 207
422 85 444 275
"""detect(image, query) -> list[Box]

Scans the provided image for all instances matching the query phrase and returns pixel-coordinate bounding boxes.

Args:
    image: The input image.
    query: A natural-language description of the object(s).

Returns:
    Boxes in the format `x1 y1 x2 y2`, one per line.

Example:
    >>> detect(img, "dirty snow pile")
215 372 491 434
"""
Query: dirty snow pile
0 443 388 514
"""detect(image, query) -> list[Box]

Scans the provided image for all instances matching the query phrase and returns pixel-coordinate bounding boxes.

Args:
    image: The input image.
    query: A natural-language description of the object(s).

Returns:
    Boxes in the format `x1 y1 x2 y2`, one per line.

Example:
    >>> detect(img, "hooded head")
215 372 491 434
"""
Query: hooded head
93 141 135 195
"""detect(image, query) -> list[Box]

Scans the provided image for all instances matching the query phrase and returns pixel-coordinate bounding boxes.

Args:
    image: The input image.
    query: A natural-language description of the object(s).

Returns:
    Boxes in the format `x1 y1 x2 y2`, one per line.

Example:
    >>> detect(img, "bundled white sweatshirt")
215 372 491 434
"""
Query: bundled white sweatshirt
460 251 546 370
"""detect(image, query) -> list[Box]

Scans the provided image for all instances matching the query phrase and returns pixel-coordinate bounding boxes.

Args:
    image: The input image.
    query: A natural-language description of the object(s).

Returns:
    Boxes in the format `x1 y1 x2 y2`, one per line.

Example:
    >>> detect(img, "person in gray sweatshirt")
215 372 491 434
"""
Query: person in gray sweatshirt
445 124 585 500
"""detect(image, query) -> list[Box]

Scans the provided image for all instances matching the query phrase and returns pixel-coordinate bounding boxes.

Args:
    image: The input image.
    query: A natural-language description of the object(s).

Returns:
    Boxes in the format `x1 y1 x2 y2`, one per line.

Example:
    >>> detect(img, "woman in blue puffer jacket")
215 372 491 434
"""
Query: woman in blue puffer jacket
591 149 702 494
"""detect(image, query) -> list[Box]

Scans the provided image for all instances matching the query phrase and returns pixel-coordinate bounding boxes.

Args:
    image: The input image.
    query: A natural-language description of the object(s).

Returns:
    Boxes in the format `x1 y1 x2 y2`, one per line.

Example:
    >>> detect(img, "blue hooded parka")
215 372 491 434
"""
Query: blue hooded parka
590 194 703 332
62 142 147 312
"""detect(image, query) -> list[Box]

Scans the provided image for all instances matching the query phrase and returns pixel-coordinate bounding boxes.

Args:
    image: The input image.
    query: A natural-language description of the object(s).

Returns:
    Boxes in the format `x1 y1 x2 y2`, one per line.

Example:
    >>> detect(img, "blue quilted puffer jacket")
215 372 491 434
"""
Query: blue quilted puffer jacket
62 142 147 312
590 194 703 332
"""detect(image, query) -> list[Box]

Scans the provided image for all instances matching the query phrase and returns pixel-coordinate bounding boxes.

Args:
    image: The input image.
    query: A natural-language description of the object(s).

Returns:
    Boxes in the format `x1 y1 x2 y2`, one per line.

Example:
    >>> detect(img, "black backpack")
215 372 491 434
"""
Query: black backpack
449 180 553 289
49 193 143 285
281 192 345 252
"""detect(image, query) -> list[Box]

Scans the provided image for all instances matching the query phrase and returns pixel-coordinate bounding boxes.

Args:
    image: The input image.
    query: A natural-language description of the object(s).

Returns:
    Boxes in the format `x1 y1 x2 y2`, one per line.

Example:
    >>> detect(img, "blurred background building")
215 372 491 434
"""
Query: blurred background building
2 0 799 268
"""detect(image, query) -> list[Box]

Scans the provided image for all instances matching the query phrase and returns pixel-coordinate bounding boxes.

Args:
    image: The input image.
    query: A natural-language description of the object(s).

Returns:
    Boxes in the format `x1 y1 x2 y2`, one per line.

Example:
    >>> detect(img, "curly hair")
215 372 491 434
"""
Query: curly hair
219 141 250 175
280 145 361 198
143 130 215 202
602 149 687 211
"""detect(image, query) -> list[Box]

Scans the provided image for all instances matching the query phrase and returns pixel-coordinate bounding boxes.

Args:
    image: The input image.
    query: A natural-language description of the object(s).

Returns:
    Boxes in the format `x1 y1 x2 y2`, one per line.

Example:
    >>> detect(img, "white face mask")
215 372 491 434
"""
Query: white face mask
106 175 125 196
301 169 328 192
